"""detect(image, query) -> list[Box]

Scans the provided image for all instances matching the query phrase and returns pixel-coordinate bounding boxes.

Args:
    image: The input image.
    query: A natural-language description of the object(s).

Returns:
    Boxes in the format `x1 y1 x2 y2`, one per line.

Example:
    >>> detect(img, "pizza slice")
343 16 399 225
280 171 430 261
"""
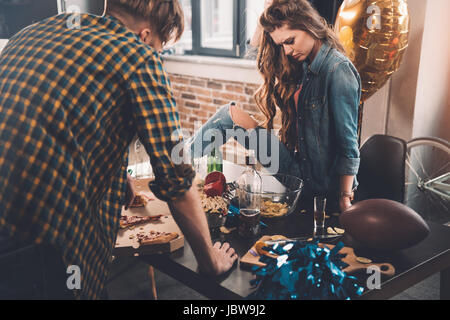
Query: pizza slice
129 194 153 208
120 215 163 229
136 230 179 245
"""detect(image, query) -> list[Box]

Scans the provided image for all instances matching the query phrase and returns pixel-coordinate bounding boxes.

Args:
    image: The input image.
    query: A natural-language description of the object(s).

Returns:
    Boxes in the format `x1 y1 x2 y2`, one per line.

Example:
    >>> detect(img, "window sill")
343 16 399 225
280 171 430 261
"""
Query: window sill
162 54 262 85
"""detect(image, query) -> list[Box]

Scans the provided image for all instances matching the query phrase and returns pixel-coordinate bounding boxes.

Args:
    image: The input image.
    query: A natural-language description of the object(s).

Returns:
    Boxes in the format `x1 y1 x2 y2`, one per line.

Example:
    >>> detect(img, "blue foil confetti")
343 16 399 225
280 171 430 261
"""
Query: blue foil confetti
225 203 240 228
247 241 365 300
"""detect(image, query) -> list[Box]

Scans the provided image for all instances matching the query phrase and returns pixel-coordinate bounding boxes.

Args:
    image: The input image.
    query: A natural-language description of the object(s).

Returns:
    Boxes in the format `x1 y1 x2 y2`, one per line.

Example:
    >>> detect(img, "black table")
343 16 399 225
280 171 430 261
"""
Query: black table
140 209 450 300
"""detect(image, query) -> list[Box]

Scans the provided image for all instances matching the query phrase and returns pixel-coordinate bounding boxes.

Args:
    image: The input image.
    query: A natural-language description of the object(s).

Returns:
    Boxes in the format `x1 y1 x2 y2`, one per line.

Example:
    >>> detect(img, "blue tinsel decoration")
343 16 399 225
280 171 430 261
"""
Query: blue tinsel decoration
247 241 364 300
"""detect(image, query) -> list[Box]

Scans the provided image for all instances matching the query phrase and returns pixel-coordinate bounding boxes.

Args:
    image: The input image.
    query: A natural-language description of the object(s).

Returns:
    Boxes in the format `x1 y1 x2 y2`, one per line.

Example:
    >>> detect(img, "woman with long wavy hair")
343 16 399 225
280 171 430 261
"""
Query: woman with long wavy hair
188 0 361 213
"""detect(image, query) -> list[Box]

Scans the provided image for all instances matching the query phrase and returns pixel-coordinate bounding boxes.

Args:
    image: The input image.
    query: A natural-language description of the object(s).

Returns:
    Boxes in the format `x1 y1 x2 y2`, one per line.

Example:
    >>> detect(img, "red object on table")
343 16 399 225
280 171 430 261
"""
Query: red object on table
203 180 225 197
204 172 227 197
205 171 226 186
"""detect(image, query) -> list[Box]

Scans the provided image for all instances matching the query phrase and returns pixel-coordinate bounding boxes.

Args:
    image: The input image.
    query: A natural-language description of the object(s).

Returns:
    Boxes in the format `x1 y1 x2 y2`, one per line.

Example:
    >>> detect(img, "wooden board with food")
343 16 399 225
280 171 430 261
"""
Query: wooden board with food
114 178 184 257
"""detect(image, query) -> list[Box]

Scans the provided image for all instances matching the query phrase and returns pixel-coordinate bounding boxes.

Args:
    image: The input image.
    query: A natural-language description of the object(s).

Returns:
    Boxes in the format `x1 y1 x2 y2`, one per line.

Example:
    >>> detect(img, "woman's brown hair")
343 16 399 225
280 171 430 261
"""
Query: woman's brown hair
107 0 184 45
255 0 345 151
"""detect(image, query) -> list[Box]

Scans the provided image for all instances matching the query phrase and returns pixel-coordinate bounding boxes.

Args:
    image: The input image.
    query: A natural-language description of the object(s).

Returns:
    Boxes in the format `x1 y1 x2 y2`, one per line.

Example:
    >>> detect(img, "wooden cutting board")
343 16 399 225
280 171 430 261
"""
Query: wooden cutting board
240 236 395 277
240 236 282 268
114 178 184 257
324 244 395 277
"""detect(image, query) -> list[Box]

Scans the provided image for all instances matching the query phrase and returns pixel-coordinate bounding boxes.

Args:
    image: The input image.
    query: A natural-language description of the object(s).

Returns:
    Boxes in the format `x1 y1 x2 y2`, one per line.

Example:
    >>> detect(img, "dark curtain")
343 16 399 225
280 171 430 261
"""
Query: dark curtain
308 0 344 25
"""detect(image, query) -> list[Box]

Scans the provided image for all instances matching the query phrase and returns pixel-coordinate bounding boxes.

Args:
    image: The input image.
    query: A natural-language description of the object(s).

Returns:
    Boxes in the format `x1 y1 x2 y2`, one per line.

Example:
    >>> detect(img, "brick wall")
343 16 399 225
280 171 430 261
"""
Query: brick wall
129 72 282 167
169 73 261 133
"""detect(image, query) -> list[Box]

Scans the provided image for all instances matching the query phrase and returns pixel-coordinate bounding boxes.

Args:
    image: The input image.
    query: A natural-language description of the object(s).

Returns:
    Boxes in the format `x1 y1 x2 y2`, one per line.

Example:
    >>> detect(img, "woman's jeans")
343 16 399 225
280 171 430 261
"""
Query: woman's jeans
187 103 301 178
186 103 340 213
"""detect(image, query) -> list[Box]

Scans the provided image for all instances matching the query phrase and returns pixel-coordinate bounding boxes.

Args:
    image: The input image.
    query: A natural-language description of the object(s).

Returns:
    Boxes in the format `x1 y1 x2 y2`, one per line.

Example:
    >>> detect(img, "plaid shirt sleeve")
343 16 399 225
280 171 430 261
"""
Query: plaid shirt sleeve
127 51 195 202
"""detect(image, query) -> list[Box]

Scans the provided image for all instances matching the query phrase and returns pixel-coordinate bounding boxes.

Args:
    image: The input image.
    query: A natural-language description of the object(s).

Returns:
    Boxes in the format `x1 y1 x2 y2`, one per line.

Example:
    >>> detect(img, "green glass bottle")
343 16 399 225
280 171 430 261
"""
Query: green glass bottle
207 148 223 173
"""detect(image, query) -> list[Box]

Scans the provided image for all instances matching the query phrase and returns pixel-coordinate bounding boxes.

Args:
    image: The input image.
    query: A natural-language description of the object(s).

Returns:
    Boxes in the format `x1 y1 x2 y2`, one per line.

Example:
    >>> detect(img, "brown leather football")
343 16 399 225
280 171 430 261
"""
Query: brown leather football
340 199 430 251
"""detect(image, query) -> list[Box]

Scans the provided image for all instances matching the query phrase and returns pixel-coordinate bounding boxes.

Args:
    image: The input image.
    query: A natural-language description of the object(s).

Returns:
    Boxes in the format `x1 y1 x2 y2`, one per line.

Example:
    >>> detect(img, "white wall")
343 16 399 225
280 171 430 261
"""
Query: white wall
360 80 390 144
361 0 450 143
361 0 428 143
412 0 450 141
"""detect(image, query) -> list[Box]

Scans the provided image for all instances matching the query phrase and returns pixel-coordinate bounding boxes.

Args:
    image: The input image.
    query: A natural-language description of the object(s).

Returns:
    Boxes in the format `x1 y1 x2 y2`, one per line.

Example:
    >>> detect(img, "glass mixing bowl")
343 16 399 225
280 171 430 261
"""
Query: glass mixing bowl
258 173 304 219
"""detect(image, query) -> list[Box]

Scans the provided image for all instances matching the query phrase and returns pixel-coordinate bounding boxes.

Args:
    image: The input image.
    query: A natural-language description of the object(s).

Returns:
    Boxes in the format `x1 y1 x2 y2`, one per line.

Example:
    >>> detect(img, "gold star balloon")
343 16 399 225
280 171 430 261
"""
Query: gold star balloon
335 0 410 102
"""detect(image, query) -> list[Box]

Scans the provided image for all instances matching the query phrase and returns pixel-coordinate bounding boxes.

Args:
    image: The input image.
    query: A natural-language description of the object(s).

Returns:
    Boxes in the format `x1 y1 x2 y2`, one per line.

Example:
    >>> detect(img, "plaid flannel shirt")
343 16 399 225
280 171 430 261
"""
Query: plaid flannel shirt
0 13 194 299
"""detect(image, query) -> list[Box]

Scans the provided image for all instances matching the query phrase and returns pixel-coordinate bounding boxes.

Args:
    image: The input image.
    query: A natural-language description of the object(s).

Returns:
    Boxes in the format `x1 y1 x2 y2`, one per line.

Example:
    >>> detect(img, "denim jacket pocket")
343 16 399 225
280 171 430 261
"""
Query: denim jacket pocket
306 96 326 111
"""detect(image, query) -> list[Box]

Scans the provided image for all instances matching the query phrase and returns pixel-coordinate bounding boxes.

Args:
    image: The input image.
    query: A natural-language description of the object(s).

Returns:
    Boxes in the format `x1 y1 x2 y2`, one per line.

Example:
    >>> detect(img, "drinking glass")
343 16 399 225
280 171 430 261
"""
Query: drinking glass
237 189 261 239
314 196 327 237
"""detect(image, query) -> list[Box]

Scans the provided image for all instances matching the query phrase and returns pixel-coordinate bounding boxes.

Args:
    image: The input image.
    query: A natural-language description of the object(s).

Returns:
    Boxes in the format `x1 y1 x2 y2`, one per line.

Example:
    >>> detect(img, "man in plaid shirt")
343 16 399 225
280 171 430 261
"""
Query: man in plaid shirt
0 0 237 299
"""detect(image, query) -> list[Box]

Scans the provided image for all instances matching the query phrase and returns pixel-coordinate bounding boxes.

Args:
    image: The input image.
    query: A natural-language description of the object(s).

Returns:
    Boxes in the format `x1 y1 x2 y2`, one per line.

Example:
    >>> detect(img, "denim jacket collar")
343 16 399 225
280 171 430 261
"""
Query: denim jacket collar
304 42 332 75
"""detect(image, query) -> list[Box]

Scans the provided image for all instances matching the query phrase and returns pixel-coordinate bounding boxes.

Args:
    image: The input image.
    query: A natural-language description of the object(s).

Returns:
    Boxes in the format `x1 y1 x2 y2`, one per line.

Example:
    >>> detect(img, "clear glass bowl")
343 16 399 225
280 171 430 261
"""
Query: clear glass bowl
258 174 304 219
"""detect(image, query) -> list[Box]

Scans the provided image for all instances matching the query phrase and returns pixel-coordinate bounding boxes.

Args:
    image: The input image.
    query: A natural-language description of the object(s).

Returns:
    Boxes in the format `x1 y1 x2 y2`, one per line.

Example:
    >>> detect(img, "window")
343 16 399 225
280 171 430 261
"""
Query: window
171 0 343 59
174 0 264 58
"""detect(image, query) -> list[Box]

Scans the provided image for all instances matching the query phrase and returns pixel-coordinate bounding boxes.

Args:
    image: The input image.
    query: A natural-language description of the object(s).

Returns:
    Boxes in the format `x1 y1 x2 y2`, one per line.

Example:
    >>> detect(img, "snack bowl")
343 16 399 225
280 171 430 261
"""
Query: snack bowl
258 174 303 219
199 192 229 231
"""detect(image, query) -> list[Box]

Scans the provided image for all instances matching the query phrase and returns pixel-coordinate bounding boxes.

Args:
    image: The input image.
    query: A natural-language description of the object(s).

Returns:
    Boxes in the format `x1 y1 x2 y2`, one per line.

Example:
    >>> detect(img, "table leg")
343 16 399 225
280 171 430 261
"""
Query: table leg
441 267 450 300
148 266 158 300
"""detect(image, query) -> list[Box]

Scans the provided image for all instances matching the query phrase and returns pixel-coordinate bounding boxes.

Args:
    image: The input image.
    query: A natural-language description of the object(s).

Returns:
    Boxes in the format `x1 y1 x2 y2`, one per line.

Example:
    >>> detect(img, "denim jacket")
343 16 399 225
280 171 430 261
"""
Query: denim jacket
295 42 361 197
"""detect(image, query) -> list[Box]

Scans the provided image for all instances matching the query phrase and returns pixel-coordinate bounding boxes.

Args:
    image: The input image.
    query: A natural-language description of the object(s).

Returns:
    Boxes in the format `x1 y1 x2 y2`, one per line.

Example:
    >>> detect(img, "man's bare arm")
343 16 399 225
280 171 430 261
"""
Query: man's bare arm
168 185 237 276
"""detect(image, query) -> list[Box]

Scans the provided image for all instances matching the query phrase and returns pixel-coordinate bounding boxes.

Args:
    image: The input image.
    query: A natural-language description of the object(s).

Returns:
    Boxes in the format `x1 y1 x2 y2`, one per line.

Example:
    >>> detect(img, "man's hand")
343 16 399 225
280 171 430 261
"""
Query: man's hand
168 185 238 277
205 242 238 276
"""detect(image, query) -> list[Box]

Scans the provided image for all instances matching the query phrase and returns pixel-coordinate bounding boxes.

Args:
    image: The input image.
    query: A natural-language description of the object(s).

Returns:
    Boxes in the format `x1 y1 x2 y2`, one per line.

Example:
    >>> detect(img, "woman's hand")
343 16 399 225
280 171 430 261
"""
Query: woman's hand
264 0 273 9
339 175 355 212
339 196 352 213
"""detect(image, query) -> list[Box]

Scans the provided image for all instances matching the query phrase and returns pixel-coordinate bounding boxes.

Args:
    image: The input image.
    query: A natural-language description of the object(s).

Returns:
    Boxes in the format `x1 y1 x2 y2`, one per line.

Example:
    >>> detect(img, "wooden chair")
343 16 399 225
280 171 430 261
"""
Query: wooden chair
148 266 158 300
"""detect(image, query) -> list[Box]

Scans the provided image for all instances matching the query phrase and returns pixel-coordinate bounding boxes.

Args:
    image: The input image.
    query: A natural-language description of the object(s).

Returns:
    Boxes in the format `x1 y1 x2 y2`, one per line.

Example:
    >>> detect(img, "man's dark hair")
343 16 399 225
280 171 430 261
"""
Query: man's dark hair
106 0 184 44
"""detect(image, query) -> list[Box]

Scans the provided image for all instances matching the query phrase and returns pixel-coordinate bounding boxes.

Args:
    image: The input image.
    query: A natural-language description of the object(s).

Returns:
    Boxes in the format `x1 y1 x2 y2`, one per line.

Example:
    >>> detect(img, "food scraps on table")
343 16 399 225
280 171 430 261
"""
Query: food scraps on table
355 257 373 264
200 192 228 215
120 215 163 229
327 227 345 235
136 230 179 245
220 226 236 234
129 194 154 208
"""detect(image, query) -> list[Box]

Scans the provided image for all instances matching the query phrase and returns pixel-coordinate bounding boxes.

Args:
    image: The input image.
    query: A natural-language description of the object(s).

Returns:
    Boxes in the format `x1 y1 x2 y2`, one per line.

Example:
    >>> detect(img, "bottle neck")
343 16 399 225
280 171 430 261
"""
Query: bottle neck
244 163 256 173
